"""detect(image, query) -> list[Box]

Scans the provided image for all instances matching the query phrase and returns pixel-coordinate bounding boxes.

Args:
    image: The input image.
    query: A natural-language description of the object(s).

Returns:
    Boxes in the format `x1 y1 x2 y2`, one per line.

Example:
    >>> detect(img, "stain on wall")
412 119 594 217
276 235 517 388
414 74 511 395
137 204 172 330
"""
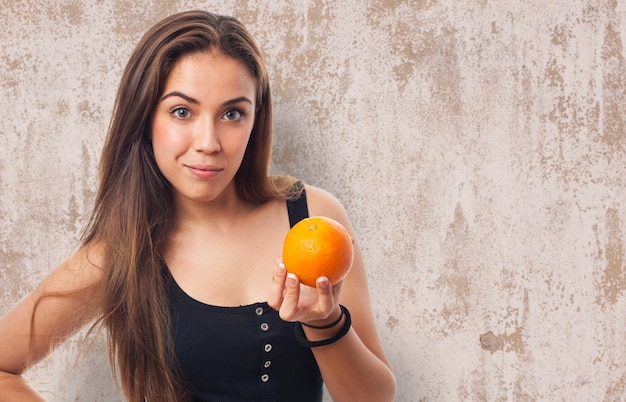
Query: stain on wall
597 208 625 305
1 1 626 401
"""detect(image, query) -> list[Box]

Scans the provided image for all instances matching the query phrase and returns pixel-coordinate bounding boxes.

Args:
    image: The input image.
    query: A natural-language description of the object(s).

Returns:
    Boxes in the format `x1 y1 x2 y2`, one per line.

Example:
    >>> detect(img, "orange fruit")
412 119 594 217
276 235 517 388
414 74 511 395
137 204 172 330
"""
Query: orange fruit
282 216 354 287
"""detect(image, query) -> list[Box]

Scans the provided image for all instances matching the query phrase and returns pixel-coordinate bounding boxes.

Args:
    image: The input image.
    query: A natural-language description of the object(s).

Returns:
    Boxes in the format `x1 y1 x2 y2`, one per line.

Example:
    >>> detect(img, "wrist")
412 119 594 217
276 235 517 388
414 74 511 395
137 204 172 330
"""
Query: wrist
295 305 352 347
300 305 343 329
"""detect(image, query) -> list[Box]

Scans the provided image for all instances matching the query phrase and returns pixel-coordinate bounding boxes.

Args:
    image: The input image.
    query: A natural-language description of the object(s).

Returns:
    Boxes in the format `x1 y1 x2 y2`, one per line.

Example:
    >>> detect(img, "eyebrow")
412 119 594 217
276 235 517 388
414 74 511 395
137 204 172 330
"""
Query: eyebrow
160 91 253 106
161 91 198 103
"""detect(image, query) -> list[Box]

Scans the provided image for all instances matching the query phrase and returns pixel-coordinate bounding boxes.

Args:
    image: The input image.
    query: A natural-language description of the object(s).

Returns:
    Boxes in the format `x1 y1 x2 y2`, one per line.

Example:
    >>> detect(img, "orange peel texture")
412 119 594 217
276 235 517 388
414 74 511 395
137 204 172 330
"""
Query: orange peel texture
282 216 354 287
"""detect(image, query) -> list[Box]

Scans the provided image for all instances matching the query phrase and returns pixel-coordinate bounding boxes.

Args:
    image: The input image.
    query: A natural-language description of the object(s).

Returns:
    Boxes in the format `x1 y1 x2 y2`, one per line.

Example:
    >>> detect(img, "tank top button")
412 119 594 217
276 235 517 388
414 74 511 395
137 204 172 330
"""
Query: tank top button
261 374 270 383
264 360 271 368
264 343 272 352
255 306 264 315
260 322 269 331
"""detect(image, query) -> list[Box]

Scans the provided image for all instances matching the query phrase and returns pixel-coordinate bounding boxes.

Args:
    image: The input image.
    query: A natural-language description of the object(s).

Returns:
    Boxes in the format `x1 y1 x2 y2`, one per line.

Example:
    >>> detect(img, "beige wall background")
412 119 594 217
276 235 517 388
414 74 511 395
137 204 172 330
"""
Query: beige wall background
1 0 625 400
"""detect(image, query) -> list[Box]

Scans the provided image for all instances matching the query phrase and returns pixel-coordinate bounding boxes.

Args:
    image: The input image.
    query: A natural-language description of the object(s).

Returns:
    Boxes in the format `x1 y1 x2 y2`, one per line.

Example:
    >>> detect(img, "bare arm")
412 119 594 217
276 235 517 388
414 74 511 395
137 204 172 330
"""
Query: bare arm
0 244 104 401
0 372 45 402
268 184 397 402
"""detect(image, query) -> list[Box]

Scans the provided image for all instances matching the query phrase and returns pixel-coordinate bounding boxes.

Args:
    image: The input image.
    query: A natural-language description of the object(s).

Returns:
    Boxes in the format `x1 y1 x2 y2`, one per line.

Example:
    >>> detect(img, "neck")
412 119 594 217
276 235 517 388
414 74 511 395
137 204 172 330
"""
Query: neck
172 184 253 232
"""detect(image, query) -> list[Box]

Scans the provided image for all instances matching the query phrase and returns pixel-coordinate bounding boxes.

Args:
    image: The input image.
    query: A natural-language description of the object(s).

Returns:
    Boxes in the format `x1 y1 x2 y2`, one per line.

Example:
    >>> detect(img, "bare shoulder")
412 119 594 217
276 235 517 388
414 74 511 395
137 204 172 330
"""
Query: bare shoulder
39 242 106 295
303 184 354 232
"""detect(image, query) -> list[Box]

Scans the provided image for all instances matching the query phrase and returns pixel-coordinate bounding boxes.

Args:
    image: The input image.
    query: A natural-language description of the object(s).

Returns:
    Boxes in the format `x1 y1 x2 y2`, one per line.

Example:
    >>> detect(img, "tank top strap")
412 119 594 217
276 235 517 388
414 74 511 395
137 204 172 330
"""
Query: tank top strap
286 181 309 228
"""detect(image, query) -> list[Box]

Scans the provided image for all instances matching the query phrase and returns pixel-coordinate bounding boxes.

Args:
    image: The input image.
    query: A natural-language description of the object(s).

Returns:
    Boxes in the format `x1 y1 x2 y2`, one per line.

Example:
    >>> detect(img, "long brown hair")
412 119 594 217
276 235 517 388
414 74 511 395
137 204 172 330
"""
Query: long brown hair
81 10 298 401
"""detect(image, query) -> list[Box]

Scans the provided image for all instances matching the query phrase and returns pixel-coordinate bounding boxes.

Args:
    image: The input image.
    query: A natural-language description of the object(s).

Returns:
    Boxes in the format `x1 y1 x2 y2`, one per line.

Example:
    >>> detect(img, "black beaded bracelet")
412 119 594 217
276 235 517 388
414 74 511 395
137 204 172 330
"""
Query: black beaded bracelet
300 307 345 329
294 305 351 348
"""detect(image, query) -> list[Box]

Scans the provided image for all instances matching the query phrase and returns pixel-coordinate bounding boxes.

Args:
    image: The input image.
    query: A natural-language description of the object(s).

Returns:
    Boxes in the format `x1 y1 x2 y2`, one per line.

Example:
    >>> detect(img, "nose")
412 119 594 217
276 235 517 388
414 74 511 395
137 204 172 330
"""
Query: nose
193 117 221 153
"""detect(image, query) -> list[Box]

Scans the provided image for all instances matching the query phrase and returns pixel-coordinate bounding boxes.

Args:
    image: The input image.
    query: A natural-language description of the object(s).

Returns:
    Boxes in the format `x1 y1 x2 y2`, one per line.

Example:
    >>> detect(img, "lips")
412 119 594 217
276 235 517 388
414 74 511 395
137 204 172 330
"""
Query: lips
185 164 223 179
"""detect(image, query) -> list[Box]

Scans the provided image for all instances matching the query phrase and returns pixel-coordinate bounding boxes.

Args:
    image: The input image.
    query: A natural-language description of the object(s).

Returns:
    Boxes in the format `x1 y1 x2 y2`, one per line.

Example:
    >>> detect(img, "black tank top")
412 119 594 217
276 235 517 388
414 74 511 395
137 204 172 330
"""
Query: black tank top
167 185 322 401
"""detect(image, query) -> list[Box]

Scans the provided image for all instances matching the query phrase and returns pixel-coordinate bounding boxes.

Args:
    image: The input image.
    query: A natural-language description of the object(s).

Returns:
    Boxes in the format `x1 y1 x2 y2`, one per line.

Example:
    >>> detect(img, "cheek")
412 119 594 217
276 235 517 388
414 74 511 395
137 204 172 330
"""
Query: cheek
151 127 180 175
152 122 187 157
235 130 252 148
227 131 253 160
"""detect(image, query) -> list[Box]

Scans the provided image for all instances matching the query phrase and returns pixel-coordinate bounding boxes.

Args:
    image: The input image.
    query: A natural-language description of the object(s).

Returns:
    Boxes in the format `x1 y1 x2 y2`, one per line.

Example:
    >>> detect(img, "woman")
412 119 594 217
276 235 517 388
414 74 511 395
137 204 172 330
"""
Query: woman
0 10 396 401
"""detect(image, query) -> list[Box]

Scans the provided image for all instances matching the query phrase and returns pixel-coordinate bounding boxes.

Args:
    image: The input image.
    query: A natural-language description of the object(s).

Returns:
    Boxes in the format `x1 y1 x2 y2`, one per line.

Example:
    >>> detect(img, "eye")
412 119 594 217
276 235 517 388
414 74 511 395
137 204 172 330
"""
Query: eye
170 106 191 119
223 108 246 121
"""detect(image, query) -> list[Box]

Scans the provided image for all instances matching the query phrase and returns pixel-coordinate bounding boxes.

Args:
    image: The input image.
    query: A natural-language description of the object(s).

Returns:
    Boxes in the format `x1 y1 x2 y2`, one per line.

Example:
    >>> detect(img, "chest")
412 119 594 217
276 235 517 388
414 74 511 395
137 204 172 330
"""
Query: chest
166 204 290 306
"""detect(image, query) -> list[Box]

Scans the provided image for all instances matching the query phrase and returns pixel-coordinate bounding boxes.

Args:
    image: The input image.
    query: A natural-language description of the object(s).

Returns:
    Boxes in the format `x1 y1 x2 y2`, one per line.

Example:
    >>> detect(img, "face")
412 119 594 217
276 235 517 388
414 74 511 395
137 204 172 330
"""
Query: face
151 51 257 206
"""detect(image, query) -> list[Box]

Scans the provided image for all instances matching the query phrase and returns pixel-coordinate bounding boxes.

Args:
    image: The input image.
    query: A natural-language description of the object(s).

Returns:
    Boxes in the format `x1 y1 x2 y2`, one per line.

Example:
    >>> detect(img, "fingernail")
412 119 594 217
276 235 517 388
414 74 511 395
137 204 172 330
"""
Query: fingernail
276 261 286 276
287 272 298 287
317 276 330 288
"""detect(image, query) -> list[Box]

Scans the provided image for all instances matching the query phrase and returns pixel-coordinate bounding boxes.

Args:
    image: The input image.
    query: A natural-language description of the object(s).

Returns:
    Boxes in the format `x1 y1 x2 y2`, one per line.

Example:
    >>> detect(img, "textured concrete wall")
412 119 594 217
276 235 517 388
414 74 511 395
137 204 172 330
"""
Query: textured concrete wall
1 1 625 400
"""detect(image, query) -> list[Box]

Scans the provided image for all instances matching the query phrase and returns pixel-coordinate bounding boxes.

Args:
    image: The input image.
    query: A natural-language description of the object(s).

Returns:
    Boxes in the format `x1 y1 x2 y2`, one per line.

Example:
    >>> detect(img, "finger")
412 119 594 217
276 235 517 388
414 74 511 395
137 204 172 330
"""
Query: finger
279 272 300 321
267 260 287 310
315 276 335 315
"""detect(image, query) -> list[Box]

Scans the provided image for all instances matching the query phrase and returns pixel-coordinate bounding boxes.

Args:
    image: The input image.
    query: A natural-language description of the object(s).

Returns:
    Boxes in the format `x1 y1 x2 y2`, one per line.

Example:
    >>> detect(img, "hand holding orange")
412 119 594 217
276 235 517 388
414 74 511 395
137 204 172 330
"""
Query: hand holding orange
282 216 354 287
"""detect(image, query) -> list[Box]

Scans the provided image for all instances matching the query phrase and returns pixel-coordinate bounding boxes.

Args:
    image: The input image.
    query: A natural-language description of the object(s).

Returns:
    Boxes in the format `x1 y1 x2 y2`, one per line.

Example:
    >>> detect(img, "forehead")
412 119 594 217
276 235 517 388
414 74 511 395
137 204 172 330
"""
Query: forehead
163 51 257 101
